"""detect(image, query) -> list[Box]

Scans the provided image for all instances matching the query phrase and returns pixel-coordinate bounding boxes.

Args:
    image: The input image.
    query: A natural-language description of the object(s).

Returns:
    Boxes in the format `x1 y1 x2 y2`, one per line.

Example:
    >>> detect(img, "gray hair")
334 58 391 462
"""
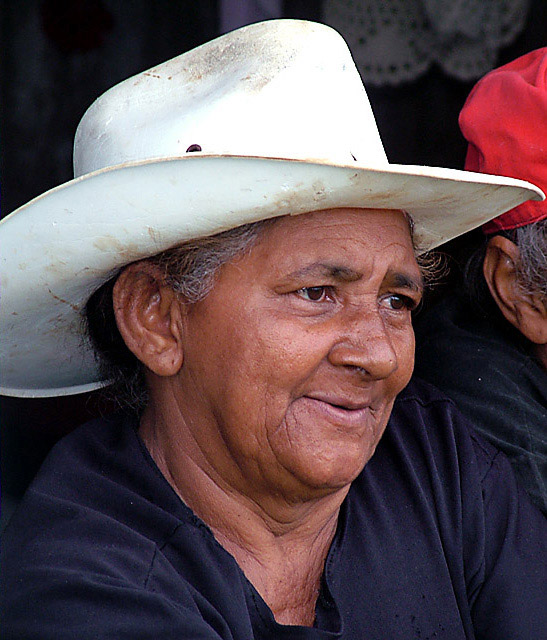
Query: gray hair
153 219 276 302
514 220 547 299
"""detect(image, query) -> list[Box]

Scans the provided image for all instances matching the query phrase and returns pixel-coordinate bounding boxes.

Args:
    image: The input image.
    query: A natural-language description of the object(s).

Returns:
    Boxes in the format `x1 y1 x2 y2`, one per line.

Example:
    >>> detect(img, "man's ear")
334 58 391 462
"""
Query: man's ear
113 261 184 376
483 235 547 344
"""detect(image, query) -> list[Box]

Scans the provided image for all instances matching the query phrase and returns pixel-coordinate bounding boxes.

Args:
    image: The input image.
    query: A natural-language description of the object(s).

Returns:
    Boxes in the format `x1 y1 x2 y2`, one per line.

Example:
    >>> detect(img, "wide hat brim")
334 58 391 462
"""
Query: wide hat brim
0 153 543 397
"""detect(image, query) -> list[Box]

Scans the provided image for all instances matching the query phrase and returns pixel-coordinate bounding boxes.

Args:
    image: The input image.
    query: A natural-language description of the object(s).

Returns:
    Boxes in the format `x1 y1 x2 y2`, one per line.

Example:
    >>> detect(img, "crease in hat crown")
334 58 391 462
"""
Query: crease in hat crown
74 19 387 177
1 18 544 398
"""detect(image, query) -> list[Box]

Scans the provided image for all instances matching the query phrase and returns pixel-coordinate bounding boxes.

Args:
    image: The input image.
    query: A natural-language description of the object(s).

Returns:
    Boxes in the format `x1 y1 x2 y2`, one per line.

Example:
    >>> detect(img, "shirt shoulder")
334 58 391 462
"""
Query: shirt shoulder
393 377 501 474
1 414 185 584
0 414 250 638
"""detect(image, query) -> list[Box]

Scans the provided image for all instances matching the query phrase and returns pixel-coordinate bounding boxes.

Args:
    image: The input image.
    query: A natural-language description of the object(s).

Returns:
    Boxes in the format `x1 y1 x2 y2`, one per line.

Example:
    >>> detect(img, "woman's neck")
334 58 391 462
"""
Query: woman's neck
139 399 347 626
214 517 338 626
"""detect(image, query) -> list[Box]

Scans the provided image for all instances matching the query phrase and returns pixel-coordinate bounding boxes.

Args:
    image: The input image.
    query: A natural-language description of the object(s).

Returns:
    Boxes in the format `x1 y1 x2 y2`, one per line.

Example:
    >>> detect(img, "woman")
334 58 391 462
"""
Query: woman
1 20 545 639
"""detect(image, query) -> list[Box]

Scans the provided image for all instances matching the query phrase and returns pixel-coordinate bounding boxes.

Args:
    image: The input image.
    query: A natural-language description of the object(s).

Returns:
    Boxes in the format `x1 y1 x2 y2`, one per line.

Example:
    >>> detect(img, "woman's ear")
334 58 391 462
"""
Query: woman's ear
113 261 184 376
483 235 547 344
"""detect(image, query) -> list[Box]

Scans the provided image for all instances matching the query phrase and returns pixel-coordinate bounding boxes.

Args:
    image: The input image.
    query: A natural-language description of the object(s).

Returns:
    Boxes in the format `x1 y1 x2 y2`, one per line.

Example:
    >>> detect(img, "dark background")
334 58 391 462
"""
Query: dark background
1 0 546 529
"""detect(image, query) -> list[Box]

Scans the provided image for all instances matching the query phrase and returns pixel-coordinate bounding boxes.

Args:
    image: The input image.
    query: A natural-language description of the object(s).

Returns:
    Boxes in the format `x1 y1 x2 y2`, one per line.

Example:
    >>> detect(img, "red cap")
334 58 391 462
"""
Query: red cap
459 48 547 234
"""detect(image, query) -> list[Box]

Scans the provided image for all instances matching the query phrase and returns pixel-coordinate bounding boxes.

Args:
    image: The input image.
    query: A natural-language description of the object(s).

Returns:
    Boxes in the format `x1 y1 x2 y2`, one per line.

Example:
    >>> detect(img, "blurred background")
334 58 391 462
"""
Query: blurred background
1 0 546 529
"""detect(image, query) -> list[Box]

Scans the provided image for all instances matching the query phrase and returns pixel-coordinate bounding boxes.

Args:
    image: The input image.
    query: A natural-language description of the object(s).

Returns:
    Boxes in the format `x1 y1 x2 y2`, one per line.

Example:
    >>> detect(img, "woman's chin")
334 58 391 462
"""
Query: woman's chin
278 443 376 496
270 400 384 493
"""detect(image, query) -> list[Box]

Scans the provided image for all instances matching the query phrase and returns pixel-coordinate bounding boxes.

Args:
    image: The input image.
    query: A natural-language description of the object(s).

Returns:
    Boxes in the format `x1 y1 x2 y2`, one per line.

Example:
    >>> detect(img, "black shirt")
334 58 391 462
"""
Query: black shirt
1 380 545 639
415 294 547 514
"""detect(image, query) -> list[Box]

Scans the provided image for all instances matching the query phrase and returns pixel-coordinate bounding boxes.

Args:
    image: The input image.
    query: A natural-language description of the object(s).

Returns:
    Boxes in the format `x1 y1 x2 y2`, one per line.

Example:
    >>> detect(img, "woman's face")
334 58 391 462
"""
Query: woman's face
172 208 422 501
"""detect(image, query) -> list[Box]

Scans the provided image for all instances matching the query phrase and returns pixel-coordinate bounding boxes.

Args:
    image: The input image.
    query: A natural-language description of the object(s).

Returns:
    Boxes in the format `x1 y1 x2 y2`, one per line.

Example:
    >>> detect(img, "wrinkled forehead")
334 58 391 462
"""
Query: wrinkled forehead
249 207 421 279
264 207 416 250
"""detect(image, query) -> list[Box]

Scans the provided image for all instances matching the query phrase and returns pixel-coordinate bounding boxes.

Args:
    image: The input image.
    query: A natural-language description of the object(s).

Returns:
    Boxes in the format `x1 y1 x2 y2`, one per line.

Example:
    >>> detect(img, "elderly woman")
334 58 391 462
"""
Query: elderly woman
1 20 545 640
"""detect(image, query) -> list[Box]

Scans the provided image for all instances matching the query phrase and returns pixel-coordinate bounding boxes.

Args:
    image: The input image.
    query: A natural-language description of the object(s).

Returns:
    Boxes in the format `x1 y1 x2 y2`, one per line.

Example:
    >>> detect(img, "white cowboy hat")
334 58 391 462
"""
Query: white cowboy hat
0 19 543 398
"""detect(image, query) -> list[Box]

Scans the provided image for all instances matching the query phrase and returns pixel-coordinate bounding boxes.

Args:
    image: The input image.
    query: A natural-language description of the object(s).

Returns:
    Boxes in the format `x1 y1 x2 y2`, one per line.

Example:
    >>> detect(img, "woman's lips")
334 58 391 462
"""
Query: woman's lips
300 395 376 430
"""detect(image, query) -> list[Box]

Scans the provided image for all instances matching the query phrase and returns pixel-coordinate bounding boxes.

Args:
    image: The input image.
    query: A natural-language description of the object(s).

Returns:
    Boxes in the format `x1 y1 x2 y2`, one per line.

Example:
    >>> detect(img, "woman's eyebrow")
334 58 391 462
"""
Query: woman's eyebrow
286 263 362 282
386 270 424 294
285 264 423 294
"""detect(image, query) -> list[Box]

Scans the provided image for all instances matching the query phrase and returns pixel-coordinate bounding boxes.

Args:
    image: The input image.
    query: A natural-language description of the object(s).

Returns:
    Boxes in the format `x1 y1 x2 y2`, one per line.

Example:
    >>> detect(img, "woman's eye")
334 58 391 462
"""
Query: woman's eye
385 294 416 311
297 286 329 302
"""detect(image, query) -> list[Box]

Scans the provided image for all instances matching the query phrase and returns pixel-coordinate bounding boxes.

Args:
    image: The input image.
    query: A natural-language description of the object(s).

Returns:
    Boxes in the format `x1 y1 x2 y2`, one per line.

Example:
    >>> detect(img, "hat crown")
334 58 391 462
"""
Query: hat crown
74 20 388 176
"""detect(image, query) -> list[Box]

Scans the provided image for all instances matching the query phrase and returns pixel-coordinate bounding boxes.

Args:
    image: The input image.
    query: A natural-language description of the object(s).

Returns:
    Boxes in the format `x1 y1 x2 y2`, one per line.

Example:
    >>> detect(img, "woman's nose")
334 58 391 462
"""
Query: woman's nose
327 310 398 380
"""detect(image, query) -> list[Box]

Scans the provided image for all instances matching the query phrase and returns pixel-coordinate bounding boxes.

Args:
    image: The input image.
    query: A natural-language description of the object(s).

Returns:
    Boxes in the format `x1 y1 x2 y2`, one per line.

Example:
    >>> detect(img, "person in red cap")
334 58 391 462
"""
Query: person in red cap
415 48 547 514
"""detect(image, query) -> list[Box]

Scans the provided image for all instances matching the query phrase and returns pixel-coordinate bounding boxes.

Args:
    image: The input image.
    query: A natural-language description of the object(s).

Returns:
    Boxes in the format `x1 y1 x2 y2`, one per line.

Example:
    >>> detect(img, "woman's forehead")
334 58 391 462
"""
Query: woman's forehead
217 207 423 290
271 207 411 236
257 208 416 264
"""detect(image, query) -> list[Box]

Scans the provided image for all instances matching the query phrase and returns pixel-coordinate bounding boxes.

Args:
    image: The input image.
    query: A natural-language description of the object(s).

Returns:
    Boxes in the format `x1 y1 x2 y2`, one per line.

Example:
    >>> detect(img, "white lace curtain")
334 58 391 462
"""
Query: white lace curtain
323 0 531 85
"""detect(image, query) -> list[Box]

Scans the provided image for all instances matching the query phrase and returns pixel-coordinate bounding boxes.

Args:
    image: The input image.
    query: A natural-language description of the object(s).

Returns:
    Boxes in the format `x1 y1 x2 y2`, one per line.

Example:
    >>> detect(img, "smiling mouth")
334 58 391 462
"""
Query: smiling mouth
305 394 373 412
320 401 364 413
302 395 377 427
